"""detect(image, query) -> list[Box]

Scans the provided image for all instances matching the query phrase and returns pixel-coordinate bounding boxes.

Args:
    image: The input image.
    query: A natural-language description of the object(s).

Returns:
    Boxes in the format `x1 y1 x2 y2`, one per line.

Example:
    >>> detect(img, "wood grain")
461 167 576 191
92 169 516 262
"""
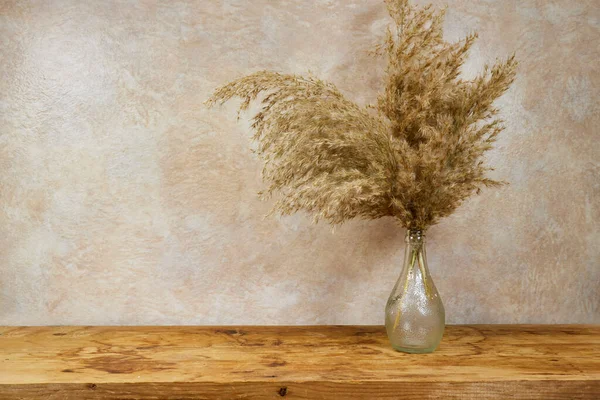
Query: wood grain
0 325 598 399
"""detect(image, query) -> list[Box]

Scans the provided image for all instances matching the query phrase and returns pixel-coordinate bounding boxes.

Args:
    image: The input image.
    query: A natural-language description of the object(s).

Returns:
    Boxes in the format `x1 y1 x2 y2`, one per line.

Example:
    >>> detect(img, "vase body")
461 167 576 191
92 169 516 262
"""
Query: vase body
385 229 445 353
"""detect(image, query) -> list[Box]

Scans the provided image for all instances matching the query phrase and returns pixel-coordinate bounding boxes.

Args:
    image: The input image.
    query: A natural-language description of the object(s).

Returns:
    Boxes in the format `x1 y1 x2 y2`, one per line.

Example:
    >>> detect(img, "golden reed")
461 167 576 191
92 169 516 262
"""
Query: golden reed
206 0 517 231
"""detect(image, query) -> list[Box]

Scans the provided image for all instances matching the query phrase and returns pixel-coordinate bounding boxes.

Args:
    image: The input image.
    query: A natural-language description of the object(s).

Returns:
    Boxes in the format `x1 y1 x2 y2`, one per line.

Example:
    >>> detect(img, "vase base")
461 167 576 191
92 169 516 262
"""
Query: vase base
392 344 438 354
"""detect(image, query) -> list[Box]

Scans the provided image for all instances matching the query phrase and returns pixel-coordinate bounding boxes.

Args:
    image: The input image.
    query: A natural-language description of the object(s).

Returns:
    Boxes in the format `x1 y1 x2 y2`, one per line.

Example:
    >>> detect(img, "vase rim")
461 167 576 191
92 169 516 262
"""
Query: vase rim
405 229 425 242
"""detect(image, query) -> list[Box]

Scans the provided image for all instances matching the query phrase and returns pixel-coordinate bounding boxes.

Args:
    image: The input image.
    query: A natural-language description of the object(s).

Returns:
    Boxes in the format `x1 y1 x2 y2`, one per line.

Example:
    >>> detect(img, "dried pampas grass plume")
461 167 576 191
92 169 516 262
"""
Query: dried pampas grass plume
206 0 517 231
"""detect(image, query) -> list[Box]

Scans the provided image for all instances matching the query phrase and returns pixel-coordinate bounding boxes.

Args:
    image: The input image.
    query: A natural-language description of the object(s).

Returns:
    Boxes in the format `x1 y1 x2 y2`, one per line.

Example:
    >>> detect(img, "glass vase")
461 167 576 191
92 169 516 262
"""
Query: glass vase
385 229 445 353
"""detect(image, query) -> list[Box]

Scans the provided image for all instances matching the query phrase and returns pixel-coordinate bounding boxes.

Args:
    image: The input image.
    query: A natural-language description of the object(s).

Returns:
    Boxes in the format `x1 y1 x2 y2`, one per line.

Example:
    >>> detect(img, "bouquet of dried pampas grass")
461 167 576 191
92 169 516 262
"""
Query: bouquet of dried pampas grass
206 0 517 231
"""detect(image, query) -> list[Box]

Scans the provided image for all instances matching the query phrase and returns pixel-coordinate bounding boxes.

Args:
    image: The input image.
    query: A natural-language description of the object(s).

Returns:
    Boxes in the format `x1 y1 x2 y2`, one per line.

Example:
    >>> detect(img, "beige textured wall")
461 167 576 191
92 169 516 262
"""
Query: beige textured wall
0 0 598 325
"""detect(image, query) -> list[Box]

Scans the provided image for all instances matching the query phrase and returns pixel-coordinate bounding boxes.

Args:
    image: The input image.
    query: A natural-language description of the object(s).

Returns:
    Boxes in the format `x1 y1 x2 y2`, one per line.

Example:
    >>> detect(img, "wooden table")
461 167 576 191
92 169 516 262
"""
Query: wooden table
0 325 598 399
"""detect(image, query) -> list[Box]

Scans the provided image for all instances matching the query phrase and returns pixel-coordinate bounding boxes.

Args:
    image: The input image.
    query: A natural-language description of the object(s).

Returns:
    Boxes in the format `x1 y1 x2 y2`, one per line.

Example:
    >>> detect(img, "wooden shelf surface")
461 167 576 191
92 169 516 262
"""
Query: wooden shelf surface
0 325 598 399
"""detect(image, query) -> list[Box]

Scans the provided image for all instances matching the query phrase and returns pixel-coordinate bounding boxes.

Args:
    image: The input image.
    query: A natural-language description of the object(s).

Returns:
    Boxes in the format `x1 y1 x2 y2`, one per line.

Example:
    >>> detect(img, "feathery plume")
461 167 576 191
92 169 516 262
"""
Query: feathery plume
206 0 517 230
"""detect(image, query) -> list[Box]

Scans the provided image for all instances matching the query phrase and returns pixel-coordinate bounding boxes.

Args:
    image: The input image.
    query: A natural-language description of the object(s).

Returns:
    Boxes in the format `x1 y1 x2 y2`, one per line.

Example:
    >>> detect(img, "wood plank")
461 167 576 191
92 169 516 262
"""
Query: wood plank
0 325 598 399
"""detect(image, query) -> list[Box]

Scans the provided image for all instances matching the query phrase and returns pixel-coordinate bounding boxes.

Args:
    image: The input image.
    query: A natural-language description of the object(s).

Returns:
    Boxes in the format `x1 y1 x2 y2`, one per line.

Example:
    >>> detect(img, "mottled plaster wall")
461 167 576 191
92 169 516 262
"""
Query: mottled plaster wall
0 0 598 325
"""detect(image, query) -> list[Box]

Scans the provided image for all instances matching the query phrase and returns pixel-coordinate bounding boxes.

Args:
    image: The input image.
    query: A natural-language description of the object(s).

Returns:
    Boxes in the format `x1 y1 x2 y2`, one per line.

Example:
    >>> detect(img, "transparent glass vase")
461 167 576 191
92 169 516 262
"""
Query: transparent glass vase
385 229 445 353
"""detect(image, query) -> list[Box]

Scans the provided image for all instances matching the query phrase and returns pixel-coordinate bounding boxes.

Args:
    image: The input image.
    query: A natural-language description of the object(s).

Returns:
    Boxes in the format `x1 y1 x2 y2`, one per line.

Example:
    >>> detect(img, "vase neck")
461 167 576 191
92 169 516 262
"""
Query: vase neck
401 229 429 276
